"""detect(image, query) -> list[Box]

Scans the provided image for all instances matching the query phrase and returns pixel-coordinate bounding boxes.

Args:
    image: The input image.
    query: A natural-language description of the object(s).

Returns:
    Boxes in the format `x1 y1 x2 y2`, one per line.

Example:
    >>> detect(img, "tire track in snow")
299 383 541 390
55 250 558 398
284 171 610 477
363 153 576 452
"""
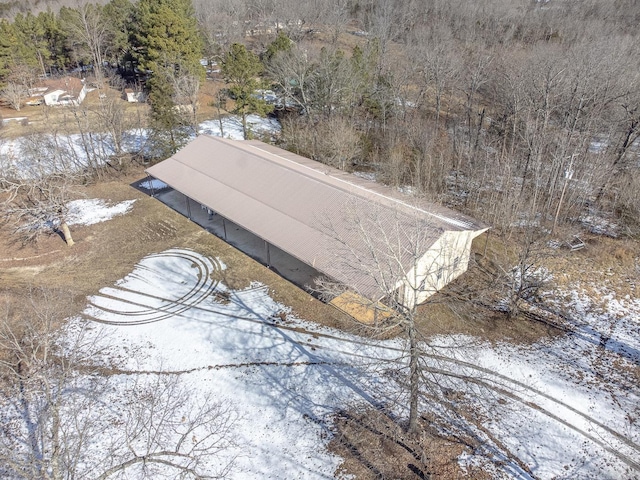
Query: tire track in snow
86 249 223 324
423 366 640 473
83 249 640 474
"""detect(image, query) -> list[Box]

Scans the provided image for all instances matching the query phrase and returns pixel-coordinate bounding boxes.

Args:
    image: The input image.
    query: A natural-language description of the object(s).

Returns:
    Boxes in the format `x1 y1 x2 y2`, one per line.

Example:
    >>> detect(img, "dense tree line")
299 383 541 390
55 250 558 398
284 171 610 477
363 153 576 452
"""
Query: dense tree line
1 0 639 234
197 0 640 235
263 0 640 236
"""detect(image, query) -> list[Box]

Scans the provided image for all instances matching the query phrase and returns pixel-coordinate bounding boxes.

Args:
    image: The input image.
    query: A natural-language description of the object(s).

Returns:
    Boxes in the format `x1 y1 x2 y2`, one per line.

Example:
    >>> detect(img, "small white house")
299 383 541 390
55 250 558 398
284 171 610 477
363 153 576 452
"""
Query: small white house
39 77 89 106
43 89 69 105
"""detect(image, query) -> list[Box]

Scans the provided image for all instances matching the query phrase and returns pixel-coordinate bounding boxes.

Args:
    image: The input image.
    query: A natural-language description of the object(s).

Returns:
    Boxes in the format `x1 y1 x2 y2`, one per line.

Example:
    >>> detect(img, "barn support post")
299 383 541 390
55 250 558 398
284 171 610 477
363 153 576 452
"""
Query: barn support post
147 175 156 198
265 241 271 267
185 195 192 220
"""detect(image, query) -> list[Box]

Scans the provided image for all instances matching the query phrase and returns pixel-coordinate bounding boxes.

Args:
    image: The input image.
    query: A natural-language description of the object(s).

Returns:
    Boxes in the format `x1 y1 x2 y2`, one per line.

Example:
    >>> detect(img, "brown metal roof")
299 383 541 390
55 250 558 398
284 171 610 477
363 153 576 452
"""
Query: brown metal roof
41 77 85 96
146 135 487 300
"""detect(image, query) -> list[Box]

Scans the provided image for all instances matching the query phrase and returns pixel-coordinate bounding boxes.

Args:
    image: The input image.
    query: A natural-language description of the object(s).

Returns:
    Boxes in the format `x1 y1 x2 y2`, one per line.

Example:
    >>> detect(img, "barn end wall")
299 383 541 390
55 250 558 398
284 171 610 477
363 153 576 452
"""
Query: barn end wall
402 229 488 307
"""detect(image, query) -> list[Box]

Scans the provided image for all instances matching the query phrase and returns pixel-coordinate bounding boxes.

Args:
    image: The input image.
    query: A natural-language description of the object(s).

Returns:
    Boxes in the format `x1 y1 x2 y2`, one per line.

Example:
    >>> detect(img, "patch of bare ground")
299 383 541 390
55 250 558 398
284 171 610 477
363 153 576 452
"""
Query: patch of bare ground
329 407 490 480
0 86 148 139
415 228 639 346
0 164 352 331
1 75 254 140
544 233 639 298
415 300 559 345
196 78 230 120
2 168 637 478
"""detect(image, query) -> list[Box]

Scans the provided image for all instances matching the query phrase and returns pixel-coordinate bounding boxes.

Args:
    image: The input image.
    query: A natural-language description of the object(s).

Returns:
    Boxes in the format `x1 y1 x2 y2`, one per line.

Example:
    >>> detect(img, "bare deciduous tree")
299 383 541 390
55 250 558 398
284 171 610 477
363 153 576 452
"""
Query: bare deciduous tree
171 72 201 137
315 199 483 434
194 0 248 59
97 374 238 480
0 143 80 246
412 25 460 133
493 229 552 319
266 45 313 114
0 288 238 480
60 4 110 86
281 115 361 170
93 76 131 162
0 289 98 480
1 82 29 111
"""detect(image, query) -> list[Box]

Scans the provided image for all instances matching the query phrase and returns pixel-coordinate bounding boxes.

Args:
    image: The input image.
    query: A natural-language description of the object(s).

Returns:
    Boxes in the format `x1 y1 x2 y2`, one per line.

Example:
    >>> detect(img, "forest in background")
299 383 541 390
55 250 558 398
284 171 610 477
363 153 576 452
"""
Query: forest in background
1 0 639 238
1 3 639 478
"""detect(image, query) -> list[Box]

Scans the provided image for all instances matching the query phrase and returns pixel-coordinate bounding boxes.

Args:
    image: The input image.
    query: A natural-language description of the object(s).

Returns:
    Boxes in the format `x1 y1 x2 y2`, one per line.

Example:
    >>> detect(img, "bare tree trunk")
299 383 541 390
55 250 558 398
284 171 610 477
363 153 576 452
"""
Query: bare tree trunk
407 313 420 435
36 50 47 79
216 90 225 138
241 110 248 139
51 405 63 480
595 116 639 202
60 222 75 247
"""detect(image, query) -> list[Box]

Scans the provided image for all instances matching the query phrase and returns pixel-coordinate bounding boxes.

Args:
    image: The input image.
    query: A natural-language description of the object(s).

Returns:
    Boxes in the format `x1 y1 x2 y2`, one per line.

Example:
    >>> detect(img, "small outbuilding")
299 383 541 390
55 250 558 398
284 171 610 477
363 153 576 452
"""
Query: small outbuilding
38 77 89 106
124 88 146 103
146 135 488 308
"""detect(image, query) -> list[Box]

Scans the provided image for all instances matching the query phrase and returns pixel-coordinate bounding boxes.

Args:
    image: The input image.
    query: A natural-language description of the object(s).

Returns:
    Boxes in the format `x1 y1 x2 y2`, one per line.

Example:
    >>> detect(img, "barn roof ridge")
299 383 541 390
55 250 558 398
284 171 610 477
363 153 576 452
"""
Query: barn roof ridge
246 142 475 230
196 135 484 232
146 135 488 301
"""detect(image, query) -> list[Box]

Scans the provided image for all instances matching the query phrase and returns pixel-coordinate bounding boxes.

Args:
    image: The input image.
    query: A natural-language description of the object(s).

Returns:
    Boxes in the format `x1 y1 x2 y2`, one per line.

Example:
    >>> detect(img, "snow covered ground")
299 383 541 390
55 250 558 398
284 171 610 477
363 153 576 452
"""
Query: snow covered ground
79 249 402 478
66 198 136 226
1 194 637 479
0 114 281 177
68 246 640 479
199 115 281 141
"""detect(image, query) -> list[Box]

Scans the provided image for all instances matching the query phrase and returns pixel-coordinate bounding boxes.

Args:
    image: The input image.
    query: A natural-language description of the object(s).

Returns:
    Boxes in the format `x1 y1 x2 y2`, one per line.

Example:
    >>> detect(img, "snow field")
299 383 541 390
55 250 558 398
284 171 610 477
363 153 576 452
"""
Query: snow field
3 191 637 479
74 247 640 479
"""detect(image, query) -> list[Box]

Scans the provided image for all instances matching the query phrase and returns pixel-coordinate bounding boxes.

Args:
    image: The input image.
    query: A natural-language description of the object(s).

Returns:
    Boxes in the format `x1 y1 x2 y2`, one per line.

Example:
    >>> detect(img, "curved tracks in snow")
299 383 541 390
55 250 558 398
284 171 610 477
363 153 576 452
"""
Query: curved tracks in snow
86 248 224 325
83 248 640 475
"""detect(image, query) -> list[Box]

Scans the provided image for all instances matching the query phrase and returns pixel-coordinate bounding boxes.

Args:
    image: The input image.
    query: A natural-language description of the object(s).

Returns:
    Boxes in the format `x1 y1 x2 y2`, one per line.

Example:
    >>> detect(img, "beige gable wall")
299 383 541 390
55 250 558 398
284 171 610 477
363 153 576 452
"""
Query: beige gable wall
147 136 489 306
402 228 488 307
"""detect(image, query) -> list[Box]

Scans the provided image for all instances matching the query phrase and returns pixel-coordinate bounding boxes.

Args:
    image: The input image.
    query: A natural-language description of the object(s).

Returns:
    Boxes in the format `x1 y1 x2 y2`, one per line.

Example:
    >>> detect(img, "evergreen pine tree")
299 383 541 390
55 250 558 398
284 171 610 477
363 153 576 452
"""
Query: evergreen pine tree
0 20 17 85
131 0 204 156
264 31 293 63
12 12 52 77
222 43 272 139
103 0 135 70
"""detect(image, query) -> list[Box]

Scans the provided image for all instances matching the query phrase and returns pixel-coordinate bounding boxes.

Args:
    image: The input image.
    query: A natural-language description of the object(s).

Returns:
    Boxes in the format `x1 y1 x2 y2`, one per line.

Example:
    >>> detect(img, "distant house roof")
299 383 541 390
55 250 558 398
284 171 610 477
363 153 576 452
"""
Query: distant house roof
42 77 85 97
146 136 487 300
36 77 88 105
